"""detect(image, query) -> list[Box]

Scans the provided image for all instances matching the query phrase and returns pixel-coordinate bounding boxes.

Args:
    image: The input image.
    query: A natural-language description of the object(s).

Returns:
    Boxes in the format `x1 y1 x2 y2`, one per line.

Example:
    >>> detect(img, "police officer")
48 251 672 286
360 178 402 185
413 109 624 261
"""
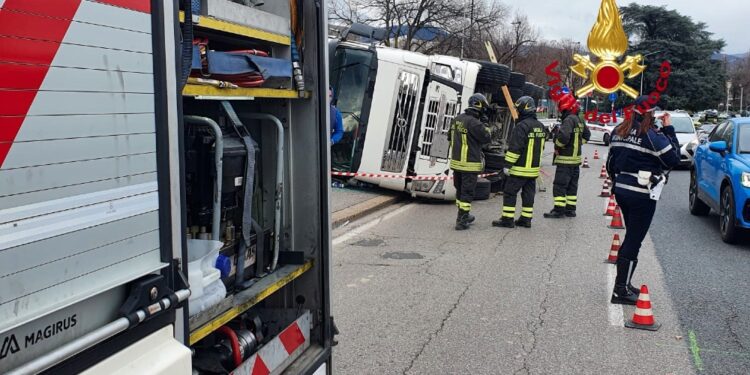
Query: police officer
607 96 680 304
449 93 492 230
493 96 546 228
544 93 590 218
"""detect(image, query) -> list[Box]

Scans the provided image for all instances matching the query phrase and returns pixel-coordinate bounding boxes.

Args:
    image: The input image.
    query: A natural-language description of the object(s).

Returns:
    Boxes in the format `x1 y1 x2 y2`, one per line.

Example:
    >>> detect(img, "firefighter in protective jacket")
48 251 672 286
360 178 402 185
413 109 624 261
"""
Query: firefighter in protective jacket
493 96 546 228
544 93 591 218
449 93 492 230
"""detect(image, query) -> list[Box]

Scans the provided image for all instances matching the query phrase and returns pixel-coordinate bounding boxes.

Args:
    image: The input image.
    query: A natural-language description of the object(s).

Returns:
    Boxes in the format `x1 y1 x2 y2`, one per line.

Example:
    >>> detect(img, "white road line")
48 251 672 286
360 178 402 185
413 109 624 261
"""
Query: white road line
607 265 625 326
333 204 415 246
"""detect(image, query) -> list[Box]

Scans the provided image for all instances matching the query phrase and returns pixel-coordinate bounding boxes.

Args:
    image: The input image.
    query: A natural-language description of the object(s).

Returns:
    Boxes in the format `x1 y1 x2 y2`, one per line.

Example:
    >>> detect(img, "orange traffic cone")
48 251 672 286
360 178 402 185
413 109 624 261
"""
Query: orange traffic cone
608 206 625 229
604 196 617 216
625 285 662 331
583 157 590 168
605 234 620 263
599 183 611 197
594 149 600 159
599 165 607 179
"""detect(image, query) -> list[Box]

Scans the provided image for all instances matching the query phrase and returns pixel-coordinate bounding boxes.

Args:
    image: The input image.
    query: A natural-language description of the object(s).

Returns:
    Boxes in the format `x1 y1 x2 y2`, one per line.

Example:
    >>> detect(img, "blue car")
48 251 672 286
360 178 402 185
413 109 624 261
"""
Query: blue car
689 118 750 243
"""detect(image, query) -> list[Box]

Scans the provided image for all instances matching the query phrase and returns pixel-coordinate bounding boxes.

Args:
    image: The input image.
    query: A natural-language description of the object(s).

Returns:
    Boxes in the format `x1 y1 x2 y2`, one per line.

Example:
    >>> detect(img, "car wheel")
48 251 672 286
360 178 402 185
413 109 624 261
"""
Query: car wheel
719 184 738 243
688 170 710 216
603 133 611 146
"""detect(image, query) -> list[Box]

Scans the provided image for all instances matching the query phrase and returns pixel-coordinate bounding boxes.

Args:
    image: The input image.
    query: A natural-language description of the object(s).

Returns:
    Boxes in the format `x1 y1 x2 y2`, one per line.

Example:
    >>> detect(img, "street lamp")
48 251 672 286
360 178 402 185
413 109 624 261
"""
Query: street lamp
639 50 662 96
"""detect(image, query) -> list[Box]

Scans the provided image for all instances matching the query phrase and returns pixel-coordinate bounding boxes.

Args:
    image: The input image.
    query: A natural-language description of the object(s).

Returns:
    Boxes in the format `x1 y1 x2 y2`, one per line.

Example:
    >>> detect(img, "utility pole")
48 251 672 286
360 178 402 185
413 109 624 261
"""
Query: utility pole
741 85 744 115
639 51 662 96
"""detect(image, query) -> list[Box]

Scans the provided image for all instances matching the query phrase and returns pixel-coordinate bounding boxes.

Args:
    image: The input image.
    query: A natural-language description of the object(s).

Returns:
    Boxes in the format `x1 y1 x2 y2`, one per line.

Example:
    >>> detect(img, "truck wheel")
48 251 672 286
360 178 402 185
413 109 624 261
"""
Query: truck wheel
510 88 524 102
719 184 739 243
472 60 511 88
483 152 505 171
474 178 492 200
689 170 710 216
509 72 525 89
523 82 536 97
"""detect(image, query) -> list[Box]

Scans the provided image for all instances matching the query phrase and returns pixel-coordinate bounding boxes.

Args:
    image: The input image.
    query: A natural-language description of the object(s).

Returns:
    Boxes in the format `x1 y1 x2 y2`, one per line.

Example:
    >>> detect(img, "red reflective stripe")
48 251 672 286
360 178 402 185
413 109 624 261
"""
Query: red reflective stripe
278 322 305 354
0 0 82 18
250 356 270 375
0 37 62 65
0 10 76 41
0 0 81 167
0 117 25 142
96 0 151 13
0 63 48 90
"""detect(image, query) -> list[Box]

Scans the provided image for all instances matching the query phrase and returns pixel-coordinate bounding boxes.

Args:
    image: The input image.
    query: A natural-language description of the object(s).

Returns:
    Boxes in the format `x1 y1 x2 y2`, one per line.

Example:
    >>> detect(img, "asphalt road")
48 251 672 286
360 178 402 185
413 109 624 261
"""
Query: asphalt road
331 144 749 374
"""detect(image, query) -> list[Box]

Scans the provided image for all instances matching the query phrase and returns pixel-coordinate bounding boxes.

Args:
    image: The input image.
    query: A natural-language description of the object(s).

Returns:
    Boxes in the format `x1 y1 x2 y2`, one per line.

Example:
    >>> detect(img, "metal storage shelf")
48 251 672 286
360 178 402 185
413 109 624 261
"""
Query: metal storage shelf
183 84 303 99
188 260 314 345
180 11 290 45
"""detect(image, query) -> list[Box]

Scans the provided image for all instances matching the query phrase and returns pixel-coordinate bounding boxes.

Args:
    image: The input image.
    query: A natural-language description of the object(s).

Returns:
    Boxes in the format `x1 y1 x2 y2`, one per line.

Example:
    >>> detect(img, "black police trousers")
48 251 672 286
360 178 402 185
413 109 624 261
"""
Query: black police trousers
502 176 536 219
552 165 580 212
453 171 478 212
616 193 657 261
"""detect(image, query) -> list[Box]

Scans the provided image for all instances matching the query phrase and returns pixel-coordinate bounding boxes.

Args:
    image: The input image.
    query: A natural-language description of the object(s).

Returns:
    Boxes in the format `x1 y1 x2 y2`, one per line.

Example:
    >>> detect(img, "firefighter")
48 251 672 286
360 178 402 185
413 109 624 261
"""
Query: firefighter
449 93 492 230
544 93 590 218
493 96 546 228
607 96 680 304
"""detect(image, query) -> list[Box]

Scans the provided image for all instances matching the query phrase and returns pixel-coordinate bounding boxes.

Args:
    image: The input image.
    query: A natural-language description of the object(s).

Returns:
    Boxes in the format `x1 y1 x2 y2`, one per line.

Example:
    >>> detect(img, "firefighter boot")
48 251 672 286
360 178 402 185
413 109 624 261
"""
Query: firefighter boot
543 207 566 219
492 217 516 228
565 208 577 217
455 210 471 231
611 258 639 305
515 217 532 228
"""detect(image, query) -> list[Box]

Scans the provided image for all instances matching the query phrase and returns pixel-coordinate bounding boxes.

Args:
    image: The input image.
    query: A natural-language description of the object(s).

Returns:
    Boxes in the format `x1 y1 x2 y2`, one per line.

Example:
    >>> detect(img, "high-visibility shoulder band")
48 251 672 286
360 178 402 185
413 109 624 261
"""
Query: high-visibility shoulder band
450 160 483 171
610 140 673 157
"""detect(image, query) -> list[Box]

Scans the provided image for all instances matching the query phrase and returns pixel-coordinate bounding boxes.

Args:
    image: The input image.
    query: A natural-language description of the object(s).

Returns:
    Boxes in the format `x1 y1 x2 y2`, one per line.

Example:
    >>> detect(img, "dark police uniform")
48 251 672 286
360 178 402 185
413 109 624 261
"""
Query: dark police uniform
548 111 591 216
449 108 491 217
498 113 547 226
606 114 680 304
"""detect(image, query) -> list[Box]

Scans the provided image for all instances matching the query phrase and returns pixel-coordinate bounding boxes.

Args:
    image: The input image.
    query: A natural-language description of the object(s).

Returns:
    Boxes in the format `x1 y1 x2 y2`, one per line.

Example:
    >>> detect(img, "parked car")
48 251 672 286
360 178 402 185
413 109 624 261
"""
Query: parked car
587 118 622 145
656 111 698 167
689 118 750 243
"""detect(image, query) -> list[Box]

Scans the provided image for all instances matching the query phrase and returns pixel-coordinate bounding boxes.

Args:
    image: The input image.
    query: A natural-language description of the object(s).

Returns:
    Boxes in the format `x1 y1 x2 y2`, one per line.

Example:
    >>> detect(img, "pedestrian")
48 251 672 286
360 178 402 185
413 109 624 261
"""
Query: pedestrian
606 96 680 305
330 86 343 145
493 96 546 228
449 93 492 230
544 93 590 218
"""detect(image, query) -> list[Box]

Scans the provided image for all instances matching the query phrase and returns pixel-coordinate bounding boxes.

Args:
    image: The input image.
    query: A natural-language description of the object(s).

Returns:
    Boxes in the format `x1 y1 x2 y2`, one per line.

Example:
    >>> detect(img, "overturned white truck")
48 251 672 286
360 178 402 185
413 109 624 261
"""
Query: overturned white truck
329 25 546 200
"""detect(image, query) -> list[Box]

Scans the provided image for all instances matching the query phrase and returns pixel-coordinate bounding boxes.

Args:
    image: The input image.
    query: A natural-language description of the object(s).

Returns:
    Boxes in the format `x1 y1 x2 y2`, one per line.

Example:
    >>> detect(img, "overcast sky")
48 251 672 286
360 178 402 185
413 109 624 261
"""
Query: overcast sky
500 0 749 54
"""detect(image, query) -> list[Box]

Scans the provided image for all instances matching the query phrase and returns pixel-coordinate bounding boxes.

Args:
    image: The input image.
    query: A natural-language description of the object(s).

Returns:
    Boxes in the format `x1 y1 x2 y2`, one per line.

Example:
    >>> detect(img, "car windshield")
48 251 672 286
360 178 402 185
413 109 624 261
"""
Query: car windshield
669 116 695 133
739 126 750 153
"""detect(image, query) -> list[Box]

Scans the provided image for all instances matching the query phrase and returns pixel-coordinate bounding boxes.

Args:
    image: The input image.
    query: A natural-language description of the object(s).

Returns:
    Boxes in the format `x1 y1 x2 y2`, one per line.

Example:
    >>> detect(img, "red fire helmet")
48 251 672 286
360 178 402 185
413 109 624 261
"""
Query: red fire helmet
557 93 580 112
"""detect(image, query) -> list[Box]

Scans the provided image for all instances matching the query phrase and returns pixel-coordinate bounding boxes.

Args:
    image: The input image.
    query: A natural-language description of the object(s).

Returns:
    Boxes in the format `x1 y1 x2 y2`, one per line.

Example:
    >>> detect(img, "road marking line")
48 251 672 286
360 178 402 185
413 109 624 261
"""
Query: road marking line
333 204 415 246
689 330 704 371
607 266 624 326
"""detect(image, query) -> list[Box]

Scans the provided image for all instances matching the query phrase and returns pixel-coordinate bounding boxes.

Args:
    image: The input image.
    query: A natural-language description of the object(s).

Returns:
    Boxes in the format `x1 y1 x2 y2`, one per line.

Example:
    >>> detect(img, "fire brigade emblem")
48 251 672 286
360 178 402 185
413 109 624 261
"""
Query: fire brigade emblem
570 0 644 98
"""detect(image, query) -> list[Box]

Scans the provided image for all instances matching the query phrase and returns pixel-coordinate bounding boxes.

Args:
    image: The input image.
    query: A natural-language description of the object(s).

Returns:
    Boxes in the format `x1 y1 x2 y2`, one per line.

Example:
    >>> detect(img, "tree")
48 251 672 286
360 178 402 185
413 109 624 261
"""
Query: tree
620 3 727 111
729 53 750 113
329 0 507 55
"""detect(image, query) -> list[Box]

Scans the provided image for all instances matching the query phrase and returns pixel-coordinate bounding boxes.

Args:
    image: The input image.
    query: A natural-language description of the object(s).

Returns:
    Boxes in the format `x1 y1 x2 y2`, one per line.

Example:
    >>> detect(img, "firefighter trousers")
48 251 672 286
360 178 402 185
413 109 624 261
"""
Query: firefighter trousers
502 176 536 219
453 171 478 212
552 165 580 212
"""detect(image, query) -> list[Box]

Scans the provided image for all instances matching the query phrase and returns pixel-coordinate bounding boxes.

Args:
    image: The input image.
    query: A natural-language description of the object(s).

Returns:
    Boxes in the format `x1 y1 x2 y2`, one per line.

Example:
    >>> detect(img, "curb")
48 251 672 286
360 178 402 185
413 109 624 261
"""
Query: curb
332 195 400 229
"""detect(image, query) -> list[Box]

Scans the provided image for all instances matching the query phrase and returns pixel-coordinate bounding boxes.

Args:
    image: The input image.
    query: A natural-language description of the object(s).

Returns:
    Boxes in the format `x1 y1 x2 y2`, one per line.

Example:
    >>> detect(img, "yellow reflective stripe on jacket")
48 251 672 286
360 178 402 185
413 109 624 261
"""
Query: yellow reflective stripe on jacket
555 155 582 164
505 151 520 164
526 138 535 169
461 133 468 162
450 159 483 171
509 167 540 177
555 139 566 148
572 127 580 160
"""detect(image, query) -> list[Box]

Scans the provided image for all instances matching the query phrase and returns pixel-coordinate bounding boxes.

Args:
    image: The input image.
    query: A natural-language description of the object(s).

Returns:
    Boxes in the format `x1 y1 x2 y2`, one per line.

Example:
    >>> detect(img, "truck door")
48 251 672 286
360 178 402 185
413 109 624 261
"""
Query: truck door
408 79 461 195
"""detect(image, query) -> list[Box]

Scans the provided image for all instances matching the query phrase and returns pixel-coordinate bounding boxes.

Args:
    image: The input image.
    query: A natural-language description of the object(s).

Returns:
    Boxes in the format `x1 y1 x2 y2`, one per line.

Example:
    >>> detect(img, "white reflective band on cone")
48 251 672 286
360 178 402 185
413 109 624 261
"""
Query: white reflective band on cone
634 307 652 316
